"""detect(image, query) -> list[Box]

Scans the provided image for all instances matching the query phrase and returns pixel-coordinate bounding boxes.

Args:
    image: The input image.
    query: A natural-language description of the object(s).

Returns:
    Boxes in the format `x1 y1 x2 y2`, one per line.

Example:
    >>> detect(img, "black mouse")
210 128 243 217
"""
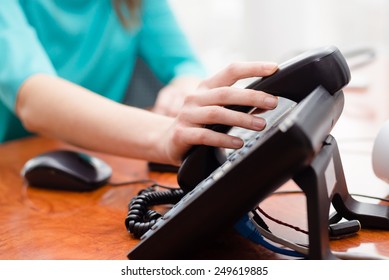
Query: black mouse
21 149 112 191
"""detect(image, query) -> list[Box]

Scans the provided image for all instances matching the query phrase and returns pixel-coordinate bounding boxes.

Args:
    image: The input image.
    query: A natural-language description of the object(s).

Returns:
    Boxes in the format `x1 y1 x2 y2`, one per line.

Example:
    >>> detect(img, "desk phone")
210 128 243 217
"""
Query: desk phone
127 46 351 259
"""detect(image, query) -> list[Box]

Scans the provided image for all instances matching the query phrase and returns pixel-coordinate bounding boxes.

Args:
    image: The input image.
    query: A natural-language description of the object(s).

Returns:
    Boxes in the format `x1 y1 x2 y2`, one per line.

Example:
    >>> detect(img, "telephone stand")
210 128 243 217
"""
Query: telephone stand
292 134 389 259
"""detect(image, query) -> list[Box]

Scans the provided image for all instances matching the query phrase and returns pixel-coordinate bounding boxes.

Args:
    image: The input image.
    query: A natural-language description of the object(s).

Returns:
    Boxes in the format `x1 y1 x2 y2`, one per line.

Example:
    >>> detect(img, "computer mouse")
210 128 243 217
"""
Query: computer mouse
21 149 112 191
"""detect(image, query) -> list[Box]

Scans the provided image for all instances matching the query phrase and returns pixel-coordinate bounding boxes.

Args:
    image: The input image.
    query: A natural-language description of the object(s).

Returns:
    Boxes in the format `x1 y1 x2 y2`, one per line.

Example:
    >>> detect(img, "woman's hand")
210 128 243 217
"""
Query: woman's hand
152 76 202 117
161 61 279 165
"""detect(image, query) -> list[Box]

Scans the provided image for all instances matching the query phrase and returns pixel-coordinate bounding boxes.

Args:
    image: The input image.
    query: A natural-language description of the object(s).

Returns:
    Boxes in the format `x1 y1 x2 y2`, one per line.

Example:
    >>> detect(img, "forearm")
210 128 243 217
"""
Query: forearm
15 62 279 166
16 74 173 163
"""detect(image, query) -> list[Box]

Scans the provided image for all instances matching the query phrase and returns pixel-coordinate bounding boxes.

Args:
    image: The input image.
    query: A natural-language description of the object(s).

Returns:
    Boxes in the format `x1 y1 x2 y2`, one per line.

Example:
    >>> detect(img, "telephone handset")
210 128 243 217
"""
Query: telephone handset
178 46 351 193
127 46 351 259
208 46 349 134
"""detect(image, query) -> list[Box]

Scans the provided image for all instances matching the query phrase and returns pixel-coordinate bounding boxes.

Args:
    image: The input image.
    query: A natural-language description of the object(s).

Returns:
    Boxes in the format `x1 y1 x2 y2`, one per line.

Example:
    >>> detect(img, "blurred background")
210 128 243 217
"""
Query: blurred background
169 0 389 74
168 0 389 198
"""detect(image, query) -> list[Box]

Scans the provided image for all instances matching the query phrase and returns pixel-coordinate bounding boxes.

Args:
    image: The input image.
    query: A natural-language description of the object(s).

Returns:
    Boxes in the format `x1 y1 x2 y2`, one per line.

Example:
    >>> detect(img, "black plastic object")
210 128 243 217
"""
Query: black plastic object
21 150 112 191
292 135 389 259
147 162 179 173
178 46 351 193
127 85 346 259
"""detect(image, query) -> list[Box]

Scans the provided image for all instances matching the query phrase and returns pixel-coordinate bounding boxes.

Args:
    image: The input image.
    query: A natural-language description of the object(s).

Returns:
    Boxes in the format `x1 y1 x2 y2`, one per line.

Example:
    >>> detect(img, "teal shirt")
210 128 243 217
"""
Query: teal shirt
0 0 205 143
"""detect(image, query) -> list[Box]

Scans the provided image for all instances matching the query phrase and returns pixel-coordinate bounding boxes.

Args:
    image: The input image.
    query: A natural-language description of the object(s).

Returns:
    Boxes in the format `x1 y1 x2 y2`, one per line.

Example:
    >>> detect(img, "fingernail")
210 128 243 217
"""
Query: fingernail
263 62 278 72
253 118 266 130
264 96 278 108
232 138 244 148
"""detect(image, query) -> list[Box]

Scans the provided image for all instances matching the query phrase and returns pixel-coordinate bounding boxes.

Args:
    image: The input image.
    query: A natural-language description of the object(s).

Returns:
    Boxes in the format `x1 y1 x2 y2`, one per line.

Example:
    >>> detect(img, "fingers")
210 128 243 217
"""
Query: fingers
173 126 245 151
199 61 278 89
179 105 267 131
165 61 280 165
186 87 278 110
153 92 181 117
166 124 246 165
153 77 201 117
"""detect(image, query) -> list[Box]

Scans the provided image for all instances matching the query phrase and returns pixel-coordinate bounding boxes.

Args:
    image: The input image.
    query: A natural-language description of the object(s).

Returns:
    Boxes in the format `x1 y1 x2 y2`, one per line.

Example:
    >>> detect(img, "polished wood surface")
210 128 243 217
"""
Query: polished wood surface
1 59 389 260
0 136 275 260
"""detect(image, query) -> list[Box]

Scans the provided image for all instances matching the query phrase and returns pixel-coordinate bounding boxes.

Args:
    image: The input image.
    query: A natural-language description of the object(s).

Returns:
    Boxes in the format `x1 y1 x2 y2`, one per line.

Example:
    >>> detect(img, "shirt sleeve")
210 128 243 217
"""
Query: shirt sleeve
138 0 206 84
0 1 57 112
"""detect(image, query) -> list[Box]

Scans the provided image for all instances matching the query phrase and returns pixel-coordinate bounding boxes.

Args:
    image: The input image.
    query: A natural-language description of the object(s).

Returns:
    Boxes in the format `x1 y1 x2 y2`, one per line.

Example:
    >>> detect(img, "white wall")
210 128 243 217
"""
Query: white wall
169 0 389 74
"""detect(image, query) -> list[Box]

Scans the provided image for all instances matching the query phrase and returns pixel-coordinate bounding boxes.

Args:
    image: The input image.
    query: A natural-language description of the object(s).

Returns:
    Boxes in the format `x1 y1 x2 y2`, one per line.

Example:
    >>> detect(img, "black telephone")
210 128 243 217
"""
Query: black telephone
177 46 350 193
127 46 352 259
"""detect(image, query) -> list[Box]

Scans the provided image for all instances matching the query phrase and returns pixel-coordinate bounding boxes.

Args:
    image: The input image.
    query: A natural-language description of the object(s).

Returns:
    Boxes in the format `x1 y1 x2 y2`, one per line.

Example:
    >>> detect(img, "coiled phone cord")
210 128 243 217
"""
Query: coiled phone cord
125 184 184 238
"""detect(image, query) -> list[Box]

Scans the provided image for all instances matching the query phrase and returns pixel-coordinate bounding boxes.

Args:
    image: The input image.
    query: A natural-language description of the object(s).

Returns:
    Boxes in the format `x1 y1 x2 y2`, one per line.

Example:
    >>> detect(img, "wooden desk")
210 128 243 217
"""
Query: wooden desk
0 136 278 260
1 60 389 260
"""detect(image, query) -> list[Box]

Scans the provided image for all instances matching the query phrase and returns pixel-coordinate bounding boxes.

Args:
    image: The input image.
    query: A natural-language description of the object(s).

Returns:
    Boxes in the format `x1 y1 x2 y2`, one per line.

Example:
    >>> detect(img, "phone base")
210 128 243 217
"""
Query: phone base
293 134 389 259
